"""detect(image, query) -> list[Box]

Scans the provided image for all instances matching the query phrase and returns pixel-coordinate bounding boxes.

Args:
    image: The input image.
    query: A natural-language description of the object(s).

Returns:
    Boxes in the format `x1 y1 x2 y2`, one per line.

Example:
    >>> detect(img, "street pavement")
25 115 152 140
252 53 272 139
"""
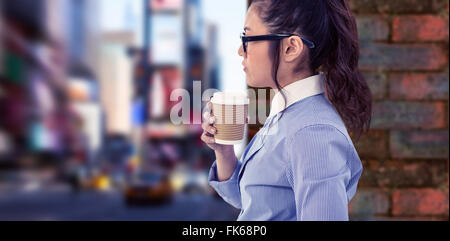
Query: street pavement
0 185 240 221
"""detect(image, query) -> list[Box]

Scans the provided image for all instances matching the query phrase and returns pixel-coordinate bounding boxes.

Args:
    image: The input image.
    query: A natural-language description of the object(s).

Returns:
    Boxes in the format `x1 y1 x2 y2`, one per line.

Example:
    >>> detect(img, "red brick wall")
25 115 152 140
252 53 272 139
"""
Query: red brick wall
348 0 449 220
247 0 449 220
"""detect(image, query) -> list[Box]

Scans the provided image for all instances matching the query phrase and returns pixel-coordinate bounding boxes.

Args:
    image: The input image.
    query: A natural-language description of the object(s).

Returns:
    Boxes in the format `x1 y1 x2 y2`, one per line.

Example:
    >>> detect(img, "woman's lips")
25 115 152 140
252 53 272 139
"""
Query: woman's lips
242 62 247 72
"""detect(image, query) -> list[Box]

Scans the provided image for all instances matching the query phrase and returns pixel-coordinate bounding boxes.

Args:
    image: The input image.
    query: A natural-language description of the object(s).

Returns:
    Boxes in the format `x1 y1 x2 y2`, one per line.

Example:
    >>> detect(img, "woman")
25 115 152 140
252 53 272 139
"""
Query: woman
201 0 372 221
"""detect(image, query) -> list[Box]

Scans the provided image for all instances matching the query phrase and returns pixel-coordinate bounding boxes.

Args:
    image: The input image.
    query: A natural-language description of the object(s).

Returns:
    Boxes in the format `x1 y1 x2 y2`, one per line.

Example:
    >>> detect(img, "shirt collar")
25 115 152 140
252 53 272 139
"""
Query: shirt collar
268 72 325 119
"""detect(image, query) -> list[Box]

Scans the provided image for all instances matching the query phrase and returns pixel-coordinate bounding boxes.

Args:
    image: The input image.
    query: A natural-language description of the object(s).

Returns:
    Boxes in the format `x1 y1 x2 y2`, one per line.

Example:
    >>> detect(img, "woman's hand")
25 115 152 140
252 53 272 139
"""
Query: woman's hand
202 101 249 181
201 101 230 153
201 101 249 152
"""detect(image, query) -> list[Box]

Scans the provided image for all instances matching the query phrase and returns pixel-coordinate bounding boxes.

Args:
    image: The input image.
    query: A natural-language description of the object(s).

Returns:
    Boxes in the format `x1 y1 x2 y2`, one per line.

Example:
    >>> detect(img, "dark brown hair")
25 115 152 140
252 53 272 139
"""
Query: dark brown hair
252 0 372 141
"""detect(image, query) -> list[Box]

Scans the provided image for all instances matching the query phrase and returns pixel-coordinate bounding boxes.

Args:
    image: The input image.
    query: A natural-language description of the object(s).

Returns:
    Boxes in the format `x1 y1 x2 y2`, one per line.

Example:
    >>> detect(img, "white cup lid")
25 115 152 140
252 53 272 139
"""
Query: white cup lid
211 91 249 105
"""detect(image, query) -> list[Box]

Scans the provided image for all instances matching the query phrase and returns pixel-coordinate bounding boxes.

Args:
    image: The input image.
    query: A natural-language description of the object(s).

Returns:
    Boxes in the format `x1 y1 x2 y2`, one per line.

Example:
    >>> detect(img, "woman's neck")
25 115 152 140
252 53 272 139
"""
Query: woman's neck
276 70 316 89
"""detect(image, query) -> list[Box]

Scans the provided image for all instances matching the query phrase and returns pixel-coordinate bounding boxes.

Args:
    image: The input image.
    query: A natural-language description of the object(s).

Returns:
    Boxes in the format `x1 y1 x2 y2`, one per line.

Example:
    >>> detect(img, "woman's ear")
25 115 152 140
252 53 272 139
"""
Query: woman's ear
282 36 304 63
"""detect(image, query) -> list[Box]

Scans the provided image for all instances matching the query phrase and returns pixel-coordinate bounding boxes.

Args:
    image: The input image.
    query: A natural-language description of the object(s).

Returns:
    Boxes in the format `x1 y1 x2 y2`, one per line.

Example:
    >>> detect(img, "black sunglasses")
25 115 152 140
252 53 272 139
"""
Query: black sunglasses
240 32 315 53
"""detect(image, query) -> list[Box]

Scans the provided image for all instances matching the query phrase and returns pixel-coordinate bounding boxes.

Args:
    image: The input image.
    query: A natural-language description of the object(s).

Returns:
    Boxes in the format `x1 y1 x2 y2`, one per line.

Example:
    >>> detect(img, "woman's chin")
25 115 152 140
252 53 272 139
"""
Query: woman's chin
246 81 257 88
246 77 259 88
246 80 263 88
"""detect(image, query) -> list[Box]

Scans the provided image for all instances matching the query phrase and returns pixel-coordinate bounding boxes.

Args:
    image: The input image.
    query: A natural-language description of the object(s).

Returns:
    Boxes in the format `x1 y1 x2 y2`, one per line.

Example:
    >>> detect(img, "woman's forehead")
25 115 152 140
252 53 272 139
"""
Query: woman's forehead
244 6 267 34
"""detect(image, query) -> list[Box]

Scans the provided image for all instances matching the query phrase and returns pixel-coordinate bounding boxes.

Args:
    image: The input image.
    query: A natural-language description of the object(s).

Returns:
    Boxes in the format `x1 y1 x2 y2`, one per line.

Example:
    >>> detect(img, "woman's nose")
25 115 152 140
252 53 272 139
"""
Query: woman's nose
238 45 244 57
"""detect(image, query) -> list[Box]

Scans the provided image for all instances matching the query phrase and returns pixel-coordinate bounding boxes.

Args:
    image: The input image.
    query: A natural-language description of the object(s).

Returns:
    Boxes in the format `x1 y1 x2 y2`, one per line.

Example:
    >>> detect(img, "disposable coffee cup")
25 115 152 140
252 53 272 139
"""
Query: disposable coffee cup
210 91 249 145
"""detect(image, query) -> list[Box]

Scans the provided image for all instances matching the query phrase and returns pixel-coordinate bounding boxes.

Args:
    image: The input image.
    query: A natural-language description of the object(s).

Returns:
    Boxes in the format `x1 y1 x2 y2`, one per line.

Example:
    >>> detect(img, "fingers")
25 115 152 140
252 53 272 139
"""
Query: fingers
202 102 213 122
201 102 217 145
203 102 216 125
201 121 217 135
203 112 215 124
201 131 216 144
203 111 209 122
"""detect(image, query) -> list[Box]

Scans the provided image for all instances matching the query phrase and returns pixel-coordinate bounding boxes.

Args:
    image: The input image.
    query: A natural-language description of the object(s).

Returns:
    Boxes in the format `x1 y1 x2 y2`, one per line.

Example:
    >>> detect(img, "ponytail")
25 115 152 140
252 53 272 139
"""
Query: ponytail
322 0 372 141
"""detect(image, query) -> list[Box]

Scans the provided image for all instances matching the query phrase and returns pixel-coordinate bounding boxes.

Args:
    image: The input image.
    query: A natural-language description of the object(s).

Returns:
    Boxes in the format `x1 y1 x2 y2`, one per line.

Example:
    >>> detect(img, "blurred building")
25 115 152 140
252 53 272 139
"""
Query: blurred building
135 0 219 175
0 0 103 172
46 0 103 168
1 0 66 168
99 31 134 135
0 0 239 221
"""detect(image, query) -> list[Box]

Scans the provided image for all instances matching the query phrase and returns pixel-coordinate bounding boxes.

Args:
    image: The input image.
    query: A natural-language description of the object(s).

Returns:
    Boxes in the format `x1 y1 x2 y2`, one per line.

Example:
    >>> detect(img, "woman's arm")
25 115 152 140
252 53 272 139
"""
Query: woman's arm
208 156 242 209
215 146 239 181
287 124 351 221
202 101 242 209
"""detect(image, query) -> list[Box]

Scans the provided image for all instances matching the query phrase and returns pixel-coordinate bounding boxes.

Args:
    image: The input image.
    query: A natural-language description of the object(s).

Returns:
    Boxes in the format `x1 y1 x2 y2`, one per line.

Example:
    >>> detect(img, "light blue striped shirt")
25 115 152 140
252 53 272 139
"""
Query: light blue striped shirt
208 75 363 221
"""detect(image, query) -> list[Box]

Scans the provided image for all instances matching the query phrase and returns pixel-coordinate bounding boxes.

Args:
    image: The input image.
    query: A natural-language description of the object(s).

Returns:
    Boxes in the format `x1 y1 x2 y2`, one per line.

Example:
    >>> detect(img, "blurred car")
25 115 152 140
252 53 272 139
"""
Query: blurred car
180 170 210 195
124 172 173 206
91 174 111 191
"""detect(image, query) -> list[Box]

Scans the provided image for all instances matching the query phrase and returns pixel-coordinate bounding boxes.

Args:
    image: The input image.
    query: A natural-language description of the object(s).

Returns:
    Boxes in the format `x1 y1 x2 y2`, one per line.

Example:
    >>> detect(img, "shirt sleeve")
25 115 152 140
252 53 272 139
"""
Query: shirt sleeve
208 159 242 209
287 124 351 221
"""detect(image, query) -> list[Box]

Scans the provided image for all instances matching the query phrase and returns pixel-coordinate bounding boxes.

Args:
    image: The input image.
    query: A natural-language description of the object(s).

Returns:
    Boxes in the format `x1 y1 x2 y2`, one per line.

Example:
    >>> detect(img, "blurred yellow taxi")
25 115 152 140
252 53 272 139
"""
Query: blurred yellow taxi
124 172 173 205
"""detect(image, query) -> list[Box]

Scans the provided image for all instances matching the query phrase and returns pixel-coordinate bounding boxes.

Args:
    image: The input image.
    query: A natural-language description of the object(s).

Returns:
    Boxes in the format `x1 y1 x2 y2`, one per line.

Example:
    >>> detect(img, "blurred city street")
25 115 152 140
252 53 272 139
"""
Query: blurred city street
0 0 247 221
0 179 239 221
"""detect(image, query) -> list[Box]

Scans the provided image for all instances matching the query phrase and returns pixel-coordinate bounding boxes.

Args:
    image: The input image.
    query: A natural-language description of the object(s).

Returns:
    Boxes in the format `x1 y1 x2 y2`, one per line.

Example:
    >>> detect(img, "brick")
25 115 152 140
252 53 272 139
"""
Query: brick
392 188 449 216
432 0 450 14
370 216 448 221
359 43 448 71
354 130 388 159
434 159 449 188
390 130 449 159
362 72 388 100
357 16 390 41
359 160 448 188
349 0 436 14
371 101 446 129
392 15 449 42
349 188 390 216
389 72 449 100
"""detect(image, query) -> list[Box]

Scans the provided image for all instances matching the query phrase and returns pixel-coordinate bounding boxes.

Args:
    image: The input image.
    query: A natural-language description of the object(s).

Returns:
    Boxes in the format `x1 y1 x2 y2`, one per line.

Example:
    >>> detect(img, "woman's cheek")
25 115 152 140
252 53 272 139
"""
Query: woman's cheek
245 71 255 87
250 71 265 88
246 50 268 87
247 70 261 88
